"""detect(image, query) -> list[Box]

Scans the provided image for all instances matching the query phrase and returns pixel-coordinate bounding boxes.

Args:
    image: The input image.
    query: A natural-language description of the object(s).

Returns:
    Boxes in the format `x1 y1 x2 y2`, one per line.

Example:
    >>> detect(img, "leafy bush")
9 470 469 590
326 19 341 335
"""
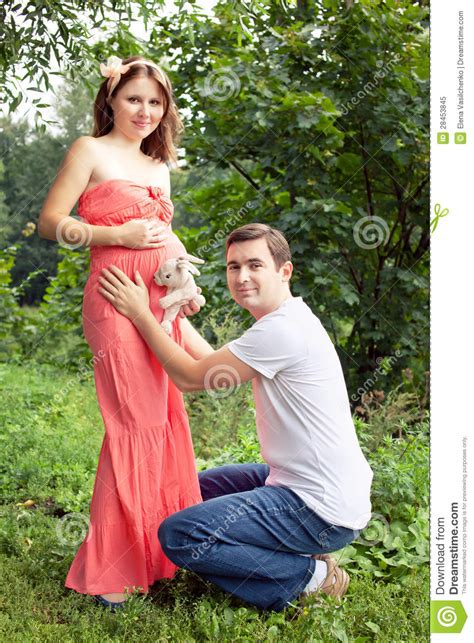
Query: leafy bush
355 388 428 450
35 247 91 368
0 246 20 360
0 245 42 361
0 245 91 368
343 420 429 583
0 362 101 514
185 311 256 461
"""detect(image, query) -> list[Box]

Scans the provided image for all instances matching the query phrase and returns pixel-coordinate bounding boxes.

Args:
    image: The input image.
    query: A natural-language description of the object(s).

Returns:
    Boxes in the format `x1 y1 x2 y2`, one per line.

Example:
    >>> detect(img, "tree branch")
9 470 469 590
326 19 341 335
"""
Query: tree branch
359 123 375 218
407 175 429 203
338 244 364 294
226 159 261 191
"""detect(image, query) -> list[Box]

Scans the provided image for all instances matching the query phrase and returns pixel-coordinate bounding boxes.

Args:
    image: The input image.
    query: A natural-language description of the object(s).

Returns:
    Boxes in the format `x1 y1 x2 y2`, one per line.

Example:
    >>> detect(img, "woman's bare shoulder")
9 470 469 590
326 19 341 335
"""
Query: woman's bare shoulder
66 136 102 165
69 135 98 150
69 137 114 177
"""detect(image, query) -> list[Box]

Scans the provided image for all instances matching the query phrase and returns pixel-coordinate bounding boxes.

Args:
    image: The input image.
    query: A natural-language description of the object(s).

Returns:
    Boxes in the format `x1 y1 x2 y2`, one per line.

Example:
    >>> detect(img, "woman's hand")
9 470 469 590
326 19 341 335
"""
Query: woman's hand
99 266 150 319
117 219 170 249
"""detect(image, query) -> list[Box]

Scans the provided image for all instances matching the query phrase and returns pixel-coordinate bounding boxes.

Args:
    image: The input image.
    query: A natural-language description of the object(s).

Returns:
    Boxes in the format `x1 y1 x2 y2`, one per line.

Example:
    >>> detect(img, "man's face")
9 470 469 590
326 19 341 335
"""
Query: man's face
226 237 292 318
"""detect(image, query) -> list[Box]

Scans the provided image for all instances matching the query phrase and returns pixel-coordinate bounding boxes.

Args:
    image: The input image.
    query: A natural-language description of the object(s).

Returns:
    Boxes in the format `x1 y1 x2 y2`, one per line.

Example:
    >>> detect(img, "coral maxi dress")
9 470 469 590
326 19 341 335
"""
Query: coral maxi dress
65 179 202 595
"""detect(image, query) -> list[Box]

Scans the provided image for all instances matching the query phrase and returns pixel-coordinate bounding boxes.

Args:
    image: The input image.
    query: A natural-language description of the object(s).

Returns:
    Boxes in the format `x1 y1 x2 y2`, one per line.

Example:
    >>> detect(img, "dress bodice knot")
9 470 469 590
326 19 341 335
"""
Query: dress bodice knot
77 179 174 227
77 178 184 265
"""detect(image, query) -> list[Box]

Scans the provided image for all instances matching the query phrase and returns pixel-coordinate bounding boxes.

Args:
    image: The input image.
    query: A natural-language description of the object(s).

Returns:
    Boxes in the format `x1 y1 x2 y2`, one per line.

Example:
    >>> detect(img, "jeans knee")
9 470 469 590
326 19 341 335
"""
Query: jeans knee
158 513 185 562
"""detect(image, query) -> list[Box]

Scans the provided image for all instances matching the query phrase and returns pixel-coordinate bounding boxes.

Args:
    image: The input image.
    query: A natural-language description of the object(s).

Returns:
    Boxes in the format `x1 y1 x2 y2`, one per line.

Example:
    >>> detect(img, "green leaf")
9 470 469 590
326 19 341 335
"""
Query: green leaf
336 152 362 175
366 621 381 634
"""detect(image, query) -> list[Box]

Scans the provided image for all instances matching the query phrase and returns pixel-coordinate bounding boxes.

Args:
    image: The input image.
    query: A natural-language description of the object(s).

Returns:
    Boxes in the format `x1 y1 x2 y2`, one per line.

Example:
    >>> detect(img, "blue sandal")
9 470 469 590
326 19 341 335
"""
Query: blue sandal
93 595 126 610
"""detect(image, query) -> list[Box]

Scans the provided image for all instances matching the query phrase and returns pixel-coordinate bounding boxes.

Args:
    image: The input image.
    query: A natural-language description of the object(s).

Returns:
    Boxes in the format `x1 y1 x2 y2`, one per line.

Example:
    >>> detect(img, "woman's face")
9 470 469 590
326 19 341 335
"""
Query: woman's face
109 75 165 140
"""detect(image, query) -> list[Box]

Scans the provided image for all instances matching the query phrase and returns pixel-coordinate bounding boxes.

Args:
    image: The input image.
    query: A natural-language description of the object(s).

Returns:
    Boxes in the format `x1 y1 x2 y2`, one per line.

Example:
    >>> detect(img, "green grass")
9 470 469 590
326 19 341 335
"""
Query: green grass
0 362 429 641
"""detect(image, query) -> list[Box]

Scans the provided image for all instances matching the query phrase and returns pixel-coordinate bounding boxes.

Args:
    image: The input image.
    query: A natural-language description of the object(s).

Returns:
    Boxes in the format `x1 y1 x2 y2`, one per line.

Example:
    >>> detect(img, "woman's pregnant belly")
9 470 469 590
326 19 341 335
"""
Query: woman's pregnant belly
82 233 187 348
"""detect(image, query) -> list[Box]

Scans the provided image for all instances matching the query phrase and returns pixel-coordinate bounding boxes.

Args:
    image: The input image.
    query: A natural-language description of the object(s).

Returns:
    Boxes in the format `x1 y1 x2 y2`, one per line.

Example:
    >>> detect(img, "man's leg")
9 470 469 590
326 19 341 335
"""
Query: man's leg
198 463 270 500
158 483 356 611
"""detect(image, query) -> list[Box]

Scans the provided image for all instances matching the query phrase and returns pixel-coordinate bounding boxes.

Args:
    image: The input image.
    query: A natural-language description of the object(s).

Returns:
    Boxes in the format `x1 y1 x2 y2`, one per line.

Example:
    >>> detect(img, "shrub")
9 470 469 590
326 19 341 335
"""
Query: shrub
0 245 42 361
185 311 256 461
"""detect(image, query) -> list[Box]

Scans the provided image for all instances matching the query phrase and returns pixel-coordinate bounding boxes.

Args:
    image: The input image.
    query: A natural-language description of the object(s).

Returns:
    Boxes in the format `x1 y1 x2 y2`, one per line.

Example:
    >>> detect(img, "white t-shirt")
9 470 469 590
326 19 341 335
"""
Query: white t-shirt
228 296 373 530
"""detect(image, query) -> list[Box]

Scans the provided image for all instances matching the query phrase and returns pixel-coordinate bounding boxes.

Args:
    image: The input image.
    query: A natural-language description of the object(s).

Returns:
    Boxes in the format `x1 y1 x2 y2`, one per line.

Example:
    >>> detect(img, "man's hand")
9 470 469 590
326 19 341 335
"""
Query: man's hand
99 265 150 320
178 288 202 319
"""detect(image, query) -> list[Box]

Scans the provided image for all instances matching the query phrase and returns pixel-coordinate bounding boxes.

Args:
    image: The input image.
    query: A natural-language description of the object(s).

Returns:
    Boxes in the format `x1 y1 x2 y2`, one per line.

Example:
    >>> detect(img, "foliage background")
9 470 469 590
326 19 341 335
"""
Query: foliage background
1 0 429 393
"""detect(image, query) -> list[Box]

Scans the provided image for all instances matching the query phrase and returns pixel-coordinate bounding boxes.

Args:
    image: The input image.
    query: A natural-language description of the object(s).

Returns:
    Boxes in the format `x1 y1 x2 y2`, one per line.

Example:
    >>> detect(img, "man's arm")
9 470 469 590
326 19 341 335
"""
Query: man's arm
99 266 257 392
134 312 256 391
180 318 214 359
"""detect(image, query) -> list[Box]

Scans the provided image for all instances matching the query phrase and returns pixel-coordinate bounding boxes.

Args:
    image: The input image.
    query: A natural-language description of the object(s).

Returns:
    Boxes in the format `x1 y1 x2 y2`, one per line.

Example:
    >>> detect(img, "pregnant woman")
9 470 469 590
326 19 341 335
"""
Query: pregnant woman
38 56 209 608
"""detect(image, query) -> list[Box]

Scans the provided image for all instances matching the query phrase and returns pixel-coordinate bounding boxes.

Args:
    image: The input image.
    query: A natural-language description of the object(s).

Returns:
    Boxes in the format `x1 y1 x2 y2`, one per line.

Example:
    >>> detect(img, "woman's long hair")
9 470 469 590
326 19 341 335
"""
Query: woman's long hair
92 55 183 163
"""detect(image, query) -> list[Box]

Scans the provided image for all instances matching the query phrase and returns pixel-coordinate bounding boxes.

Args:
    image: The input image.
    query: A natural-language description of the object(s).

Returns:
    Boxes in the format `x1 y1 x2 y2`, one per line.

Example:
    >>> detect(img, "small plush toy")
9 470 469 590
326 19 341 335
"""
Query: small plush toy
154 254 206 334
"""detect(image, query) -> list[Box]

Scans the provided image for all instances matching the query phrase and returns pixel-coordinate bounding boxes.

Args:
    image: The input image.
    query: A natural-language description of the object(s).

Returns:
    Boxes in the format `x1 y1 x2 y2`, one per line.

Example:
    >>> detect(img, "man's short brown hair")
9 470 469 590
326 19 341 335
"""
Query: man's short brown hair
226 223 291 270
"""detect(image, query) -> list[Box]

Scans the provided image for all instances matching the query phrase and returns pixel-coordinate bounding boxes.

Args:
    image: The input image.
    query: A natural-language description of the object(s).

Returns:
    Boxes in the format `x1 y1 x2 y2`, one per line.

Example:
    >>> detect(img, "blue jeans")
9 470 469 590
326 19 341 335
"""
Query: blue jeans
158 464 359 611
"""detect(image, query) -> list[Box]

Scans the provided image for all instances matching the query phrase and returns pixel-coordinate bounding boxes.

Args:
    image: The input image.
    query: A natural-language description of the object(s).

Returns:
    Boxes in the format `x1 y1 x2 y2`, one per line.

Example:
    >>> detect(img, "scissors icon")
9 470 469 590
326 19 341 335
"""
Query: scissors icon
430 203 449 233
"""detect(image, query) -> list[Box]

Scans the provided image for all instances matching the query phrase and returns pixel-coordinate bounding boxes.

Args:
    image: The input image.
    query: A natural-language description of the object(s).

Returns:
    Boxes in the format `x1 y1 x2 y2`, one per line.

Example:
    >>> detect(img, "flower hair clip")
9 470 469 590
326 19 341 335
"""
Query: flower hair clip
99 55 165 99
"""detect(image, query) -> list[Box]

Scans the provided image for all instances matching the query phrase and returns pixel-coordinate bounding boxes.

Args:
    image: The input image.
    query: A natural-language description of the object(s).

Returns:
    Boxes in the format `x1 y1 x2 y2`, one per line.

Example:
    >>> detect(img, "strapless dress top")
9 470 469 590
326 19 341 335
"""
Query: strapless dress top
76 179 183 264
77 178 174 227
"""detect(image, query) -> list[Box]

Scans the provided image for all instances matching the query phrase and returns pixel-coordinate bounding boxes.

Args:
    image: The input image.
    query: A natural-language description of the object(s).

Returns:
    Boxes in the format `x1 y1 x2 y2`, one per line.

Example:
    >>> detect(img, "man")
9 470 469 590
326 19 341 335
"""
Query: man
99 223 373 612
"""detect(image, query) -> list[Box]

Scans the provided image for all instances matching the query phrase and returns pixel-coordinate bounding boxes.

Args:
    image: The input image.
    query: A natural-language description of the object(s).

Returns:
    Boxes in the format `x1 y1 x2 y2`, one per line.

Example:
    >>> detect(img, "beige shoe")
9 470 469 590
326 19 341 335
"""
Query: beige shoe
313 552 335 563
302 553 350 601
